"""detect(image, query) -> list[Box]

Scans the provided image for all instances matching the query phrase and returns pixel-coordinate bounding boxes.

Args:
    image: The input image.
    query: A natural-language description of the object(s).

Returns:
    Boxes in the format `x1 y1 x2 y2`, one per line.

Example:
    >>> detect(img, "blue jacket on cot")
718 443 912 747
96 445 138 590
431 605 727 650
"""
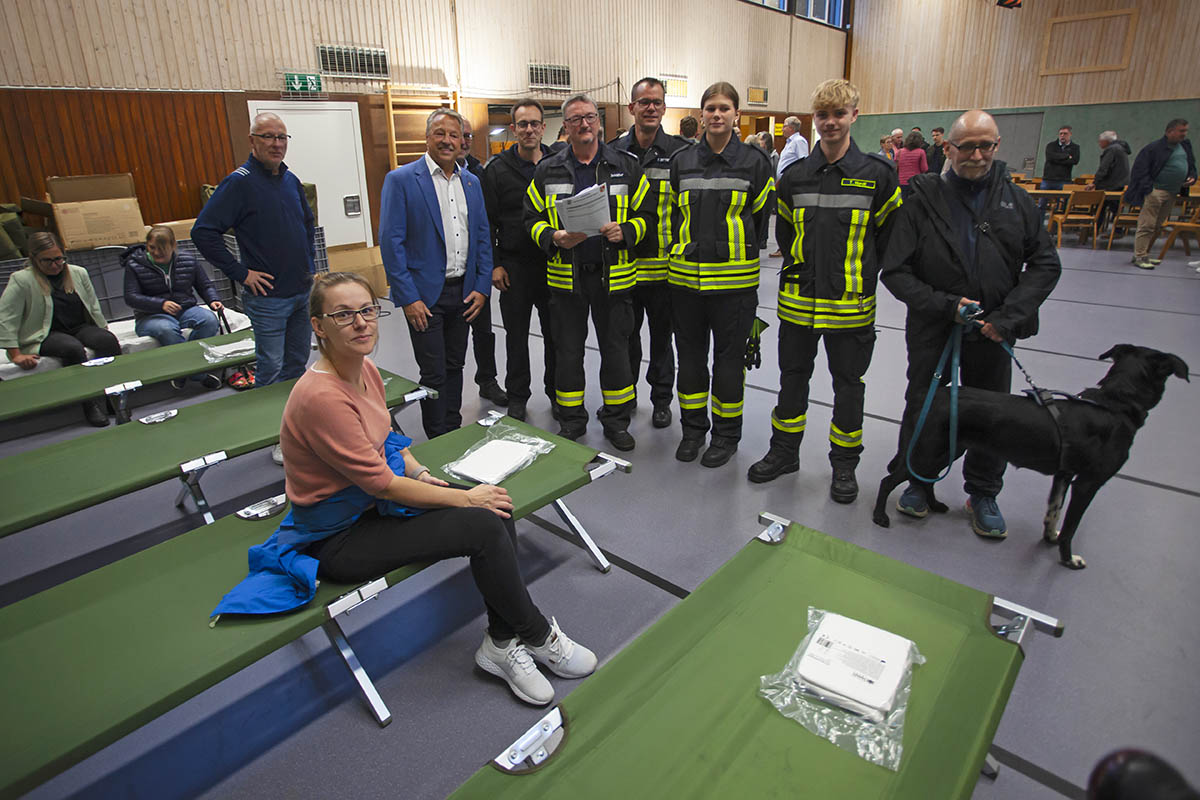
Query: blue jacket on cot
211 432 423 618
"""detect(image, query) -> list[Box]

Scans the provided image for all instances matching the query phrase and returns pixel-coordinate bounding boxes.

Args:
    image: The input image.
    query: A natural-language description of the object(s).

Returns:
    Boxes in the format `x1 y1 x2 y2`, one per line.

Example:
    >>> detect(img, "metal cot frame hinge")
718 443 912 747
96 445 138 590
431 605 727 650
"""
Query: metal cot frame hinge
175 450 227 524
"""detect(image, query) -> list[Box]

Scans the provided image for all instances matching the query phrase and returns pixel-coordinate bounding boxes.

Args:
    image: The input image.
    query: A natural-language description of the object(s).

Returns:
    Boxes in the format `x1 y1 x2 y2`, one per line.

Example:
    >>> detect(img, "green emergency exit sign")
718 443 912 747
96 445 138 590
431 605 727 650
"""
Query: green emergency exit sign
285 73 322 92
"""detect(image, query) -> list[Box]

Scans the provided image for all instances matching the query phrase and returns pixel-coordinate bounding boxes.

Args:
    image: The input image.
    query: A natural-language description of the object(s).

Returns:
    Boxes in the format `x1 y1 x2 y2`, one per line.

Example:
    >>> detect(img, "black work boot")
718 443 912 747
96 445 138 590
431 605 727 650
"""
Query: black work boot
830 466 859 504
700 437 738 468
747 448 800 484
82 398 109 427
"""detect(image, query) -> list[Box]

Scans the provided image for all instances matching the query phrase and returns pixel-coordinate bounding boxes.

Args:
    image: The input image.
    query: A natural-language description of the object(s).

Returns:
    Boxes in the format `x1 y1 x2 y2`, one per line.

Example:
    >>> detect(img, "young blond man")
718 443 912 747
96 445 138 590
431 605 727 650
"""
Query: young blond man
748 79 901 502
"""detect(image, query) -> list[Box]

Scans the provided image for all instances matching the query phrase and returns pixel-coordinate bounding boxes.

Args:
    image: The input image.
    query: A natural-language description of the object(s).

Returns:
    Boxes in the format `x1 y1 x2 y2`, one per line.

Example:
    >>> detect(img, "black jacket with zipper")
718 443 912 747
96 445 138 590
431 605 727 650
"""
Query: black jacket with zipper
609 125 691 282
1093 140 1131 191
1043 140 1080 183
483 143 552 267
880 160 1061 343
121 244 220 319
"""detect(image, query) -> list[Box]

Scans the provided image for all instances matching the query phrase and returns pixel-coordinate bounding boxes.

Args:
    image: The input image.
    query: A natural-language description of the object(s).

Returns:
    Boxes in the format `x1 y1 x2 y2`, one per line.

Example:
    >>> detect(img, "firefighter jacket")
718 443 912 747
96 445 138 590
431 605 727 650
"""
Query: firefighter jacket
610 126 691 283
668 134 775 293
523 143 652 295
775 139 902 329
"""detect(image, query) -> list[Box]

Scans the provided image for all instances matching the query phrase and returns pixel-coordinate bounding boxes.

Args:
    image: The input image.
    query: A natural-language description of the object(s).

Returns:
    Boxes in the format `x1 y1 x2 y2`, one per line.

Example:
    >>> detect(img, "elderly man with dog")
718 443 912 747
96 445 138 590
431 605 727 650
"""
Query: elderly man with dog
880 109 1061 539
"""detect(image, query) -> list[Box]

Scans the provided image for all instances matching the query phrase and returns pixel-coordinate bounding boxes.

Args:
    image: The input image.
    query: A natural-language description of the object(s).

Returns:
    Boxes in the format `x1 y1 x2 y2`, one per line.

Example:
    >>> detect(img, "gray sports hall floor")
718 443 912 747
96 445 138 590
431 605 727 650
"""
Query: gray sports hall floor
4 234 1197 799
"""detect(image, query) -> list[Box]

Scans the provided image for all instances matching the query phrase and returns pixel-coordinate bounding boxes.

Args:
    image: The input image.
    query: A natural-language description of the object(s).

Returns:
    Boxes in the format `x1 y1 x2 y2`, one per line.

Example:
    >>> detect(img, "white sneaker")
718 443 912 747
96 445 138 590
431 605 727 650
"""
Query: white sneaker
526 617 597 679
271 444 284 465
475 634 554 706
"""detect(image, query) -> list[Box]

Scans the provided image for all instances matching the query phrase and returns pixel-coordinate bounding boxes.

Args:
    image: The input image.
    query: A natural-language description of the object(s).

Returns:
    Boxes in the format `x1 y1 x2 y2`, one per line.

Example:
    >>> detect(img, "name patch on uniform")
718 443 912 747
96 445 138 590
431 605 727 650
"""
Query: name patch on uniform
841 178 876 189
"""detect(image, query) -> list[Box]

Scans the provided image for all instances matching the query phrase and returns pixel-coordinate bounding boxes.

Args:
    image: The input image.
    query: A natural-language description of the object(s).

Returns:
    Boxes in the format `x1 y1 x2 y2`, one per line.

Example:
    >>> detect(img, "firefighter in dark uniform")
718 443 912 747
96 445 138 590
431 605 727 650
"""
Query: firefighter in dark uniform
747 79 902 503
523 93 653 451
669 81 774 468
483 98 556 422
610 77 691 429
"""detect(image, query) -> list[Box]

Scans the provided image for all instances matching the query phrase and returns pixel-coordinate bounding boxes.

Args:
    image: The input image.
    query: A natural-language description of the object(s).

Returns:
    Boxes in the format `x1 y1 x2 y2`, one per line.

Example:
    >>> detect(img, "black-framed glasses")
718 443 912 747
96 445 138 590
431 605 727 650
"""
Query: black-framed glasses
565 113 599 126
633 98 665 108
514 120 544 130
38 255 67 266
251 133 292 142
948 140 998 155
318 305 389 326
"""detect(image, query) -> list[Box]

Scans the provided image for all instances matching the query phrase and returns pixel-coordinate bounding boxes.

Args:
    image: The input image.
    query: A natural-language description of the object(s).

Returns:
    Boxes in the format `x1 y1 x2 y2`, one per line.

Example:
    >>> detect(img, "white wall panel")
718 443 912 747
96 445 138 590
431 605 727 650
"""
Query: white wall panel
1 0 843 111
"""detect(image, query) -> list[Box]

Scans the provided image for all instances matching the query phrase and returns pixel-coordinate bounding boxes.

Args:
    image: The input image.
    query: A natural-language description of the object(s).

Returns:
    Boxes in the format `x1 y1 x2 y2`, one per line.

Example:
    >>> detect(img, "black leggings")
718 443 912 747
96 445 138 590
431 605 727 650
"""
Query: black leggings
305 506 550 645
39 326 121 365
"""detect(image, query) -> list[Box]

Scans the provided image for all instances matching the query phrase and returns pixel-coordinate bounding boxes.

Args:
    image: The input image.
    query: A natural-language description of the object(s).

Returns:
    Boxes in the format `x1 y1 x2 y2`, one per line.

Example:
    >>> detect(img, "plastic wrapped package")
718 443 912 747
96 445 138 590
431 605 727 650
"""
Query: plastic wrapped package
759 607 925 771
443 423 555 485
199 338 256 364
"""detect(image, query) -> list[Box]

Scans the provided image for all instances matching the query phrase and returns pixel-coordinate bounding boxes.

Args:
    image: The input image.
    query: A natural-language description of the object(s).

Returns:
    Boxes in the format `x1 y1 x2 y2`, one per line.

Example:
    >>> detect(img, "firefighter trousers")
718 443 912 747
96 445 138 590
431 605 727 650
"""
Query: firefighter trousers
769 323 876 469
671 287 757 443
549 268 635 434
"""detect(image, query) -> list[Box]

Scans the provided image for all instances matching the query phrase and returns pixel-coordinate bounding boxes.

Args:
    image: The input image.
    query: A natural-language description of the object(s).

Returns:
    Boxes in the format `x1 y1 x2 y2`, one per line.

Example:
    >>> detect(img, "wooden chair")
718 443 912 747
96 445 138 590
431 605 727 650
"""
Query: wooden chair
1107 198 1141 250
1048 190 1105 248
1156 203 1200 259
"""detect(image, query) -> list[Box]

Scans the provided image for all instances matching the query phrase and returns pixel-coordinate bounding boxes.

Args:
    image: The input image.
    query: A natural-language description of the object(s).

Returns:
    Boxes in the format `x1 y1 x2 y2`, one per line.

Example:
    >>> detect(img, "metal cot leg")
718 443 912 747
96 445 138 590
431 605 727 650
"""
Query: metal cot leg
321 618 392 727
552 498 611 573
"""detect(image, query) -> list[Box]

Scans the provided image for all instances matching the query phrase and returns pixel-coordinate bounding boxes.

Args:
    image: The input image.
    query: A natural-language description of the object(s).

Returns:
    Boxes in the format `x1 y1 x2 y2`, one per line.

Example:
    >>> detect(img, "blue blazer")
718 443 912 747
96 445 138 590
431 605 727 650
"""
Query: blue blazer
379 157 494 308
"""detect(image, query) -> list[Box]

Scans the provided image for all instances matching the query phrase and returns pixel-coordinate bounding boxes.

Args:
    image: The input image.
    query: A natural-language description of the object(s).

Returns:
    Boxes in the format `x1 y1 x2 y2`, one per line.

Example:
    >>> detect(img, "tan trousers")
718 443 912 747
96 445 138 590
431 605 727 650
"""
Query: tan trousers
1134 188 1176 259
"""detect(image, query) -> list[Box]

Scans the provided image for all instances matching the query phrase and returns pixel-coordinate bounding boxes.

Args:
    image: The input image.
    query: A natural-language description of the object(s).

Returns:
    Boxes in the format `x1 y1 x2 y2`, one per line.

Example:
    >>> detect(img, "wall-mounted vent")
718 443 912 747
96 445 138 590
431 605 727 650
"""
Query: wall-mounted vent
662 74 688 100
317 45 389 79
529 63 571 90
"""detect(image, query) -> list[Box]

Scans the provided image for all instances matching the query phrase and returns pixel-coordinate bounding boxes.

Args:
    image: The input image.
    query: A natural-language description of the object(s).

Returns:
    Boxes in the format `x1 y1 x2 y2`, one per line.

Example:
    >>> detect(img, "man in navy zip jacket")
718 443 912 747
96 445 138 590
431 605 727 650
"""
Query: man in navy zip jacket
193 112 315 395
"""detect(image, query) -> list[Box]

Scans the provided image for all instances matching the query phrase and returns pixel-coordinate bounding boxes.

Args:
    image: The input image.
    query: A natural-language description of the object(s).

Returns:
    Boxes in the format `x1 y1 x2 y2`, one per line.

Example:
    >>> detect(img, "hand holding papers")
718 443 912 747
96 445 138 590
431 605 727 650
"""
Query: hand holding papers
554 183 612 238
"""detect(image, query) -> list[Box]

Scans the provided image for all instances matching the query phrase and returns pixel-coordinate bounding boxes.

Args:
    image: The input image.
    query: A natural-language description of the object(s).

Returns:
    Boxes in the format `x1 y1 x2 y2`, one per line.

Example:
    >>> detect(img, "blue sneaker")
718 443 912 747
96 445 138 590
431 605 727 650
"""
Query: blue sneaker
966 495 1007 539
896 483 929 518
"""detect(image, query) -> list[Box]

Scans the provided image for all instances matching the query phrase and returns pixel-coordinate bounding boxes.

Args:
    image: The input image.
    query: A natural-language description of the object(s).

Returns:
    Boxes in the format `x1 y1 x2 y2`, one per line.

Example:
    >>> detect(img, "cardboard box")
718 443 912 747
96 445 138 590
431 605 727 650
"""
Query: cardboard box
327 242 389 298
46 173 146 250
144 218 197 242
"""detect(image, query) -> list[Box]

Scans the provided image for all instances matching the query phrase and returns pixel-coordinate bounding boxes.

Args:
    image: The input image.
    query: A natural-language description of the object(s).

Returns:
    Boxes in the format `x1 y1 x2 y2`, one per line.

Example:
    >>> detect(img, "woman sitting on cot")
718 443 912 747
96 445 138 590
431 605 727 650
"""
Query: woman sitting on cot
121 225 224 389
214 271 595 706
0 231 120 426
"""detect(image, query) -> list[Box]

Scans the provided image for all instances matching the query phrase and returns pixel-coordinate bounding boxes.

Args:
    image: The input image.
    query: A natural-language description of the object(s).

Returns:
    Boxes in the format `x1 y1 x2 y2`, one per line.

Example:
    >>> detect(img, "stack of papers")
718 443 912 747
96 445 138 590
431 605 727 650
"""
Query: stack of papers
555 183 612 237
796 613 912 723
451 440 539 484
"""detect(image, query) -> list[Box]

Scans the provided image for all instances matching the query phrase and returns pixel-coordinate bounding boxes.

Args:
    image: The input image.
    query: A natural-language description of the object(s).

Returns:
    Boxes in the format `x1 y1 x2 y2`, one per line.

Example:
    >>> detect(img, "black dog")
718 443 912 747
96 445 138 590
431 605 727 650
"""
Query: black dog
873 345 1189 569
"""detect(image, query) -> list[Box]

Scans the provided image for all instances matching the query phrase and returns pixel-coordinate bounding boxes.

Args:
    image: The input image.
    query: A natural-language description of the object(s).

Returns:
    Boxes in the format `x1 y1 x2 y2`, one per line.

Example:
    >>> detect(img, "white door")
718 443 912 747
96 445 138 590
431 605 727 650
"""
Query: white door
247 100 374 247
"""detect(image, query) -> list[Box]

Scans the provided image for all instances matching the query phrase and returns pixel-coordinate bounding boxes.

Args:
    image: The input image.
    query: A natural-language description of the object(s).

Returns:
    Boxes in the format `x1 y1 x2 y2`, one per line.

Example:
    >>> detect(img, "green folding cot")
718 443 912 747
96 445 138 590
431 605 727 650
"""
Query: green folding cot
0 417 628 799
0 329 257 424
449 513 1062 800
0 370 425 537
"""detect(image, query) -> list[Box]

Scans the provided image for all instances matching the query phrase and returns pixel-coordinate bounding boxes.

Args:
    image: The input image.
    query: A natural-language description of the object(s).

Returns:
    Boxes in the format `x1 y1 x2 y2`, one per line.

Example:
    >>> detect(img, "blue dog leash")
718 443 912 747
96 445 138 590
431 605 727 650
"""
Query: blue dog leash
904 304 1049 484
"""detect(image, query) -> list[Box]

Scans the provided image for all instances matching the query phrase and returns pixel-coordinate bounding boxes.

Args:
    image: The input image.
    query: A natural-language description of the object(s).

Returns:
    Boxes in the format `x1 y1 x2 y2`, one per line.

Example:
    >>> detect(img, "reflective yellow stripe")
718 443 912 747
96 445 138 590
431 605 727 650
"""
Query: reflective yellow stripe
677 389 708 410
771 411 807 434
751 177 774 213
876 186 902 226
777 197 789 217
711 396 744 418
777 292 876 329
526 181 546 213
631 174 650 208
629 215 647 243
637 258 668 283
829 423 863 448
657 180 672 256
602 385 636 405
556 389 585 407
791 207 806 265
672 190 693 256
726 190 747 262
843 208 868 294
531 220 551 247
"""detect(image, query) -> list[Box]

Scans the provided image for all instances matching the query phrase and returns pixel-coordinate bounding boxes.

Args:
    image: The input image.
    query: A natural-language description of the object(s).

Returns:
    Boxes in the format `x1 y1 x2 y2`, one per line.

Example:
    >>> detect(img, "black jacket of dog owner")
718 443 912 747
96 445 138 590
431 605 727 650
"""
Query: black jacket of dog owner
880 159 1061 343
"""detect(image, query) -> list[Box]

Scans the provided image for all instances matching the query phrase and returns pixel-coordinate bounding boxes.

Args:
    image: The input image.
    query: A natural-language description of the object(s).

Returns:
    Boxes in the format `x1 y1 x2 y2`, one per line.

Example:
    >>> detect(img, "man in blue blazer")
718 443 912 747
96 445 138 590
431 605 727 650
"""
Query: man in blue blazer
381 108 494 438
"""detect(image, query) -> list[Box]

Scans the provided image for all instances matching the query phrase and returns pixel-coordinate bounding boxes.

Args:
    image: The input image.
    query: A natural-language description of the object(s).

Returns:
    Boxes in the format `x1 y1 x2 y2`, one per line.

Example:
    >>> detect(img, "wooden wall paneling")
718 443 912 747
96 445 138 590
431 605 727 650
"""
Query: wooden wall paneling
0 97 23 204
